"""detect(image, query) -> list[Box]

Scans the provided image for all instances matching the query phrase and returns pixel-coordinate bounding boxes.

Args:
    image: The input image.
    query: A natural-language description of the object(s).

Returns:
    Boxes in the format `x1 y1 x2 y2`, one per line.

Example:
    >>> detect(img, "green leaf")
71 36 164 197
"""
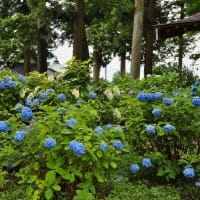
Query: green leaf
110 161 117 169
96 150 103 158
0 175 4 188
73 189 95 200
52 185 61 191
45 170 56 186
56 168 75 182
45 188 53 200
95 171 104 183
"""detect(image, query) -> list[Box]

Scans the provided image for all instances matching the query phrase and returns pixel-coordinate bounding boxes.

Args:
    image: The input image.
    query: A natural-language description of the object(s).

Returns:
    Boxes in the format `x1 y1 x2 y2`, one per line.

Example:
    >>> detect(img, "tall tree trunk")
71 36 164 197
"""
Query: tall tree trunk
24 46 31 75
178 2 184 80
37 37 48 73
73 0 89 61
37 18 48 73
130 0 144 79
120 52 126 75
144 0 156 77
93 49 101 80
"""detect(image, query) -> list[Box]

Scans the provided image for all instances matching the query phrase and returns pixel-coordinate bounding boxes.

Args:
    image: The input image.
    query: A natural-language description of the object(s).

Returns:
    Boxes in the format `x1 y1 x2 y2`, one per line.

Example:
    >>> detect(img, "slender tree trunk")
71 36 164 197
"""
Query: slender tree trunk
73 0 89 61
178 2 184 80
93 49 101 80
144 0 156 77
120 52 126 75
37 18 48 73
130 0 144 79
37 37 48 73
24 46 31 75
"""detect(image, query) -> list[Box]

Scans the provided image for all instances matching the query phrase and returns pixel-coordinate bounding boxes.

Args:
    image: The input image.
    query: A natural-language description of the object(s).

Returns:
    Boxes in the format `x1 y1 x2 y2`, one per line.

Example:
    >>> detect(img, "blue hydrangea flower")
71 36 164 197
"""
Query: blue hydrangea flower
145 93 154 101
145 124 156 135
191 91 196 96
44 138 56 149
0 81 5 89
137 92 146 101
58 93 66 102
69 140 86 156
88 92 96 99
0 121 9 132
128 90 135 95
14 131 26 142
66 118 77 128
33 99 40 106
100 142 108 151
142 158 152 168
163 124 175 132
76 99 81 107
46 88 53 94
152 108 161 117
195 181 200 188
195 81 200 86
95 126 104 135
7 80 16 89
21 107 33 120
191 85 197 92
25 98 32 106
183 167 195 178
154 92 163 100
106 124 112 130
15 103 24 112
4 77 12 84
39 92 47 100
192 96 200 107
130 164 140 173
7 162 13 171
18 75 26 83
113 140 123 150
173 92 179 96
163 98 174 106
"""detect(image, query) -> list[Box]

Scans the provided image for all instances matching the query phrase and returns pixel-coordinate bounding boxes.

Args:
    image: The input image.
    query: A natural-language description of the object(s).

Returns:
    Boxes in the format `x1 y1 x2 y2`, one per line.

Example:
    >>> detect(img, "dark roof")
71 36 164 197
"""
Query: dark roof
154 12 200 40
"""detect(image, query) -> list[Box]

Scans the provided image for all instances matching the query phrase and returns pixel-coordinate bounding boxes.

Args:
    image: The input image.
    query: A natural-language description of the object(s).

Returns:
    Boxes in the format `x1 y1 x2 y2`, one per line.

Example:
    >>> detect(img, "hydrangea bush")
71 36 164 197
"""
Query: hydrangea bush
0 69 127 200
1 67 200 199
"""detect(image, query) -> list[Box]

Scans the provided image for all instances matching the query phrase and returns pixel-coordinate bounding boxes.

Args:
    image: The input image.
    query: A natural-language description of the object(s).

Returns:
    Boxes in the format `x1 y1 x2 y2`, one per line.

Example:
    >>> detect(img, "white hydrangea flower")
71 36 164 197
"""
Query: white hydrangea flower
104 89 113 100
71 88 79 99
113 108 121 119
113 86 120 97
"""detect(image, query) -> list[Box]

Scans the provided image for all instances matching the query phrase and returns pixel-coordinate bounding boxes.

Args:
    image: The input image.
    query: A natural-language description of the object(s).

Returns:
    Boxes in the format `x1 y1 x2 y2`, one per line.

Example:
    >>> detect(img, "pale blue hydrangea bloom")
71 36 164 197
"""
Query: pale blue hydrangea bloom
145 124 156 135
95 126 104 135
113 140 123 150
44 138 56 149
130 164 140 173
142 158 152 168
58 93 66 102
69 140 85 156
183 167 195 178
100 142 108 151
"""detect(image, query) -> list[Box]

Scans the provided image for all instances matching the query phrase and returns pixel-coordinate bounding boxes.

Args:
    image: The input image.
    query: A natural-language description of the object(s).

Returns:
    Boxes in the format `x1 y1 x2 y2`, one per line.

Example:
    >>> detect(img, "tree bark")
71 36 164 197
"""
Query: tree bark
37 37 48 73
120 52 126 75
24 46 31 75
178 2 184 80
37 18 48 73
93 49 101 80
73 0 89 61
130 0 144 79
144 0 156 77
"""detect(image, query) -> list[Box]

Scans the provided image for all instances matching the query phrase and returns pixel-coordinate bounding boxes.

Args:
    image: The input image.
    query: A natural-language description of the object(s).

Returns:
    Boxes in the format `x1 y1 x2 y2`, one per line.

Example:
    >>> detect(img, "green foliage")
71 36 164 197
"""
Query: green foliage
105 181 180 200
1 65 200 199
60 57 91 90
0 68 127 200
